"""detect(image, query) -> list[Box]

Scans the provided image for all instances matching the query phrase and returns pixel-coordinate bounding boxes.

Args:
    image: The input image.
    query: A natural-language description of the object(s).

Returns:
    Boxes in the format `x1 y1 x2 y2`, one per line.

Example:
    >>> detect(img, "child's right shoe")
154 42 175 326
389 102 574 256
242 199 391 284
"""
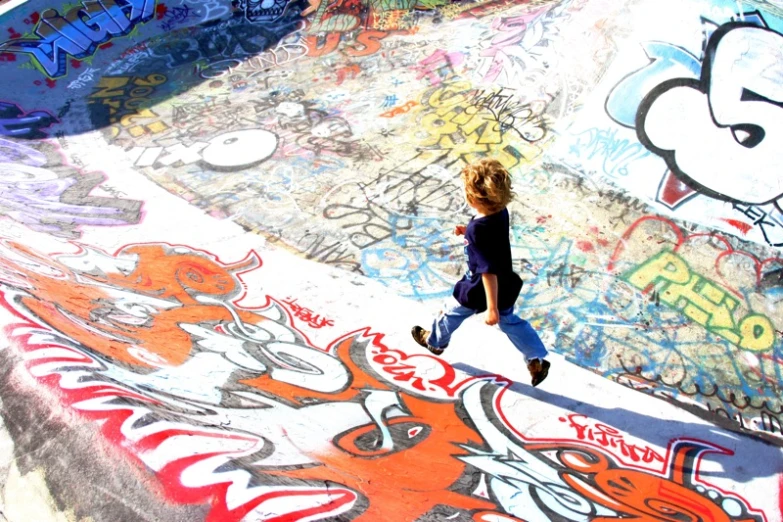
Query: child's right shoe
411 326 447 355
527 358 550 387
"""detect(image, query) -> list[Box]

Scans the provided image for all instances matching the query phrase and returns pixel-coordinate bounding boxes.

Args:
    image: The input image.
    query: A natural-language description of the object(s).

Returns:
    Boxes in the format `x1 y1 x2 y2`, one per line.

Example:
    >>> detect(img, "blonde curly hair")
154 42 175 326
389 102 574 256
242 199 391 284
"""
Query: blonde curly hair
461 158 514 213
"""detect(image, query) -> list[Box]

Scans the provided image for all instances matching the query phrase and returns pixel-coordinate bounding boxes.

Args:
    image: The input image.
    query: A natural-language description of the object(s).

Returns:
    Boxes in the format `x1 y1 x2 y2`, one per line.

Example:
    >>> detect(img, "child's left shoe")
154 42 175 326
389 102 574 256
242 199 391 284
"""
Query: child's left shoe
411 326 447 355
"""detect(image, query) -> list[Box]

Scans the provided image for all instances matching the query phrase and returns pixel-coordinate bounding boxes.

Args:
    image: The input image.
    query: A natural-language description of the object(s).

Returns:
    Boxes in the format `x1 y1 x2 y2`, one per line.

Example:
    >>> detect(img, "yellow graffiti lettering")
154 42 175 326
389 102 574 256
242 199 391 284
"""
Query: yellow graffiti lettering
133 73 167 87
712 327 740 345
119 108 158 128
128 125 147 137
420 111 459 146
100 99 122 111
475 118 502 145
624 250 775 352
450 104 479 127
89 77 130 99
127 123 169 137
123 97 150 111
738 314 775 352
129 86 153 98
146 121 169 133
453 107 484 135
420 82 540 169
427 81 472 109
626 251 690 290
661 274 737 330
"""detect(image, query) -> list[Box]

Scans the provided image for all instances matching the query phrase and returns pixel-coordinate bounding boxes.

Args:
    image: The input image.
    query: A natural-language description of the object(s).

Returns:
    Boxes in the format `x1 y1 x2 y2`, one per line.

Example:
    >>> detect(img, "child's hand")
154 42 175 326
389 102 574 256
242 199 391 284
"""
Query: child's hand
485 307 499 326
454 225 467 236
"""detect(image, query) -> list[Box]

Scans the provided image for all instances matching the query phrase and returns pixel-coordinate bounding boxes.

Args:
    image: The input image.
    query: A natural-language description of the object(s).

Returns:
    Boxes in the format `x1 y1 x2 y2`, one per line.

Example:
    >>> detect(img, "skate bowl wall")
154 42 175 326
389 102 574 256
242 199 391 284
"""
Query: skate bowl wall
0 0 782 519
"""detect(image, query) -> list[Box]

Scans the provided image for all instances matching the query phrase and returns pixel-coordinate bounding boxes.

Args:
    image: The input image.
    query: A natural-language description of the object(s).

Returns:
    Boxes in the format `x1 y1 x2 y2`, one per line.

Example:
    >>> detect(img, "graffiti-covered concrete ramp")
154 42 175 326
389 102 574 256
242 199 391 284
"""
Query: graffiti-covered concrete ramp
0 0 782 519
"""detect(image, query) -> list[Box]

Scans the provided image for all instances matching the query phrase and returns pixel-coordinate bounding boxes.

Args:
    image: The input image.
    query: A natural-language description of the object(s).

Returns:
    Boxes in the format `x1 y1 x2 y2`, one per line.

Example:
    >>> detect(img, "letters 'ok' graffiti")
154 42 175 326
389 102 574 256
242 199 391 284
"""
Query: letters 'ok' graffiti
0 0 156 78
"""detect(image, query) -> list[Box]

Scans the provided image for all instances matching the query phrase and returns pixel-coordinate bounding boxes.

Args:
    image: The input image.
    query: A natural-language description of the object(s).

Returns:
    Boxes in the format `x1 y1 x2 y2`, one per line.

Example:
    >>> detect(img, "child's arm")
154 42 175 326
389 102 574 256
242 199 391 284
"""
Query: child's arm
455 225 467 236
482 273 500 325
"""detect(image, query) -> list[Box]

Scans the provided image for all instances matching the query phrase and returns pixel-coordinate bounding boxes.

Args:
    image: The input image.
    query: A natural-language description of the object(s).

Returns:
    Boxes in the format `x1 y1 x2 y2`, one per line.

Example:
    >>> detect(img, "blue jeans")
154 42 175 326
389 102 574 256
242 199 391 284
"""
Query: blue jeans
427 301 548 362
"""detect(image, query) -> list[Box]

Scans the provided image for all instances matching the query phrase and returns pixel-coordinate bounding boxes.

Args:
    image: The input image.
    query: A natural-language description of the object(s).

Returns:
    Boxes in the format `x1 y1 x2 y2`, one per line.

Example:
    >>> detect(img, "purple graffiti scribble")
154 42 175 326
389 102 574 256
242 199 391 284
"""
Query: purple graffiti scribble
0 136 47 165
0 138 143 237
160 4 196 31
0 102 57 139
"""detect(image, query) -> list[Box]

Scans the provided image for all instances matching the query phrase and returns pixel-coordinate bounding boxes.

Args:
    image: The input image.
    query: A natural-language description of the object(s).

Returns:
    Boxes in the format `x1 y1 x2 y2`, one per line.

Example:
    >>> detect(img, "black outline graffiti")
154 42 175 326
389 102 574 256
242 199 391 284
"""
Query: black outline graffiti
636 19 783 205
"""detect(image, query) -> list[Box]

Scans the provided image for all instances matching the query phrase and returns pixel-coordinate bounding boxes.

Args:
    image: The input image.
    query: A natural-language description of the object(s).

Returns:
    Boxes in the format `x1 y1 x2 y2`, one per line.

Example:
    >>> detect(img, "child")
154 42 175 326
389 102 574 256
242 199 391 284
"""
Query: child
411 158 551 387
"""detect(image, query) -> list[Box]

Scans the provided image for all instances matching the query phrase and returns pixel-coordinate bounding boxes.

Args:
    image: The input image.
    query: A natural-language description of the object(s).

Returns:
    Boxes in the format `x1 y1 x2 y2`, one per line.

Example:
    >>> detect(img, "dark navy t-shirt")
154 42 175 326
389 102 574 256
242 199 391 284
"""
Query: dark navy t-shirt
453 208 522 312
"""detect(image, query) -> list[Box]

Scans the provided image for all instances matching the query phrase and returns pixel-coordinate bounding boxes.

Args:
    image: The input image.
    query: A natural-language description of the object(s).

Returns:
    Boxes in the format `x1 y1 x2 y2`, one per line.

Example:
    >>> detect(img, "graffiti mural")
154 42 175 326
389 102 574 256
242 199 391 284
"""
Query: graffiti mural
0 0 158 77
556 3 783 249
59 0 614 303
0 237 770 521
0 0 780 512
415 81 552 170
0 137 142 237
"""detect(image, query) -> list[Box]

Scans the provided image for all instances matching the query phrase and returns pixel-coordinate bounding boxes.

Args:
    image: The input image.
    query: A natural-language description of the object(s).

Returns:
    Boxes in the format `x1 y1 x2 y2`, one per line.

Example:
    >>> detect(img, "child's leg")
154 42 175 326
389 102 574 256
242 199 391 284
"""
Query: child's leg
427 302 477 348
497 308 548 362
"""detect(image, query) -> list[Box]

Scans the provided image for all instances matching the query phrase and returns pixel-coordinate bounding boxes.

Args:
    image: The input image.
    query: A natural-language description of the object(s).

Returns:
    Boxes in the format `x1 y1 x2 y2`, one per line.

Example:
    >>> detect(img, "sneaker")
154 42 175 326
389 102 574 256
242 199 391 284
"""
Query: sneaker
527 358 550 387
411 326 447 355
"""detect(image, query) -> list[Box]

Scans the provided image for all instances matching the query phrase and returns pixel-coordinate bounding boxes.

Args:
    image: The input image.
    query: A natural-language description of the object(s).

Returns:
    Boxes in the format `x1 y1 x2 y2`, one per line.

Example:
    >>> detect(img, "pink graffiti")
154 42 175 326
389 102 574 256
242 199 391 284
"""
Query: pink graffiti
414 49 464 86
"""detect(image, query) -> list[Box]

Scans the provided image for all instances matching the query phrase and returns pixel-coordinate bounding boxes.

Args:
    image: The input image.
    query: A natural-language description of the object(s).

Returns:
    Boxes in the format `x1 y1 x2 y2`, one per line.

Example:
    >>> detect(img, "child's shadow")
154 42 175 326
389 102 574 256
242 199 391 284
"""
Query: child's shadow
451 362 783 483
